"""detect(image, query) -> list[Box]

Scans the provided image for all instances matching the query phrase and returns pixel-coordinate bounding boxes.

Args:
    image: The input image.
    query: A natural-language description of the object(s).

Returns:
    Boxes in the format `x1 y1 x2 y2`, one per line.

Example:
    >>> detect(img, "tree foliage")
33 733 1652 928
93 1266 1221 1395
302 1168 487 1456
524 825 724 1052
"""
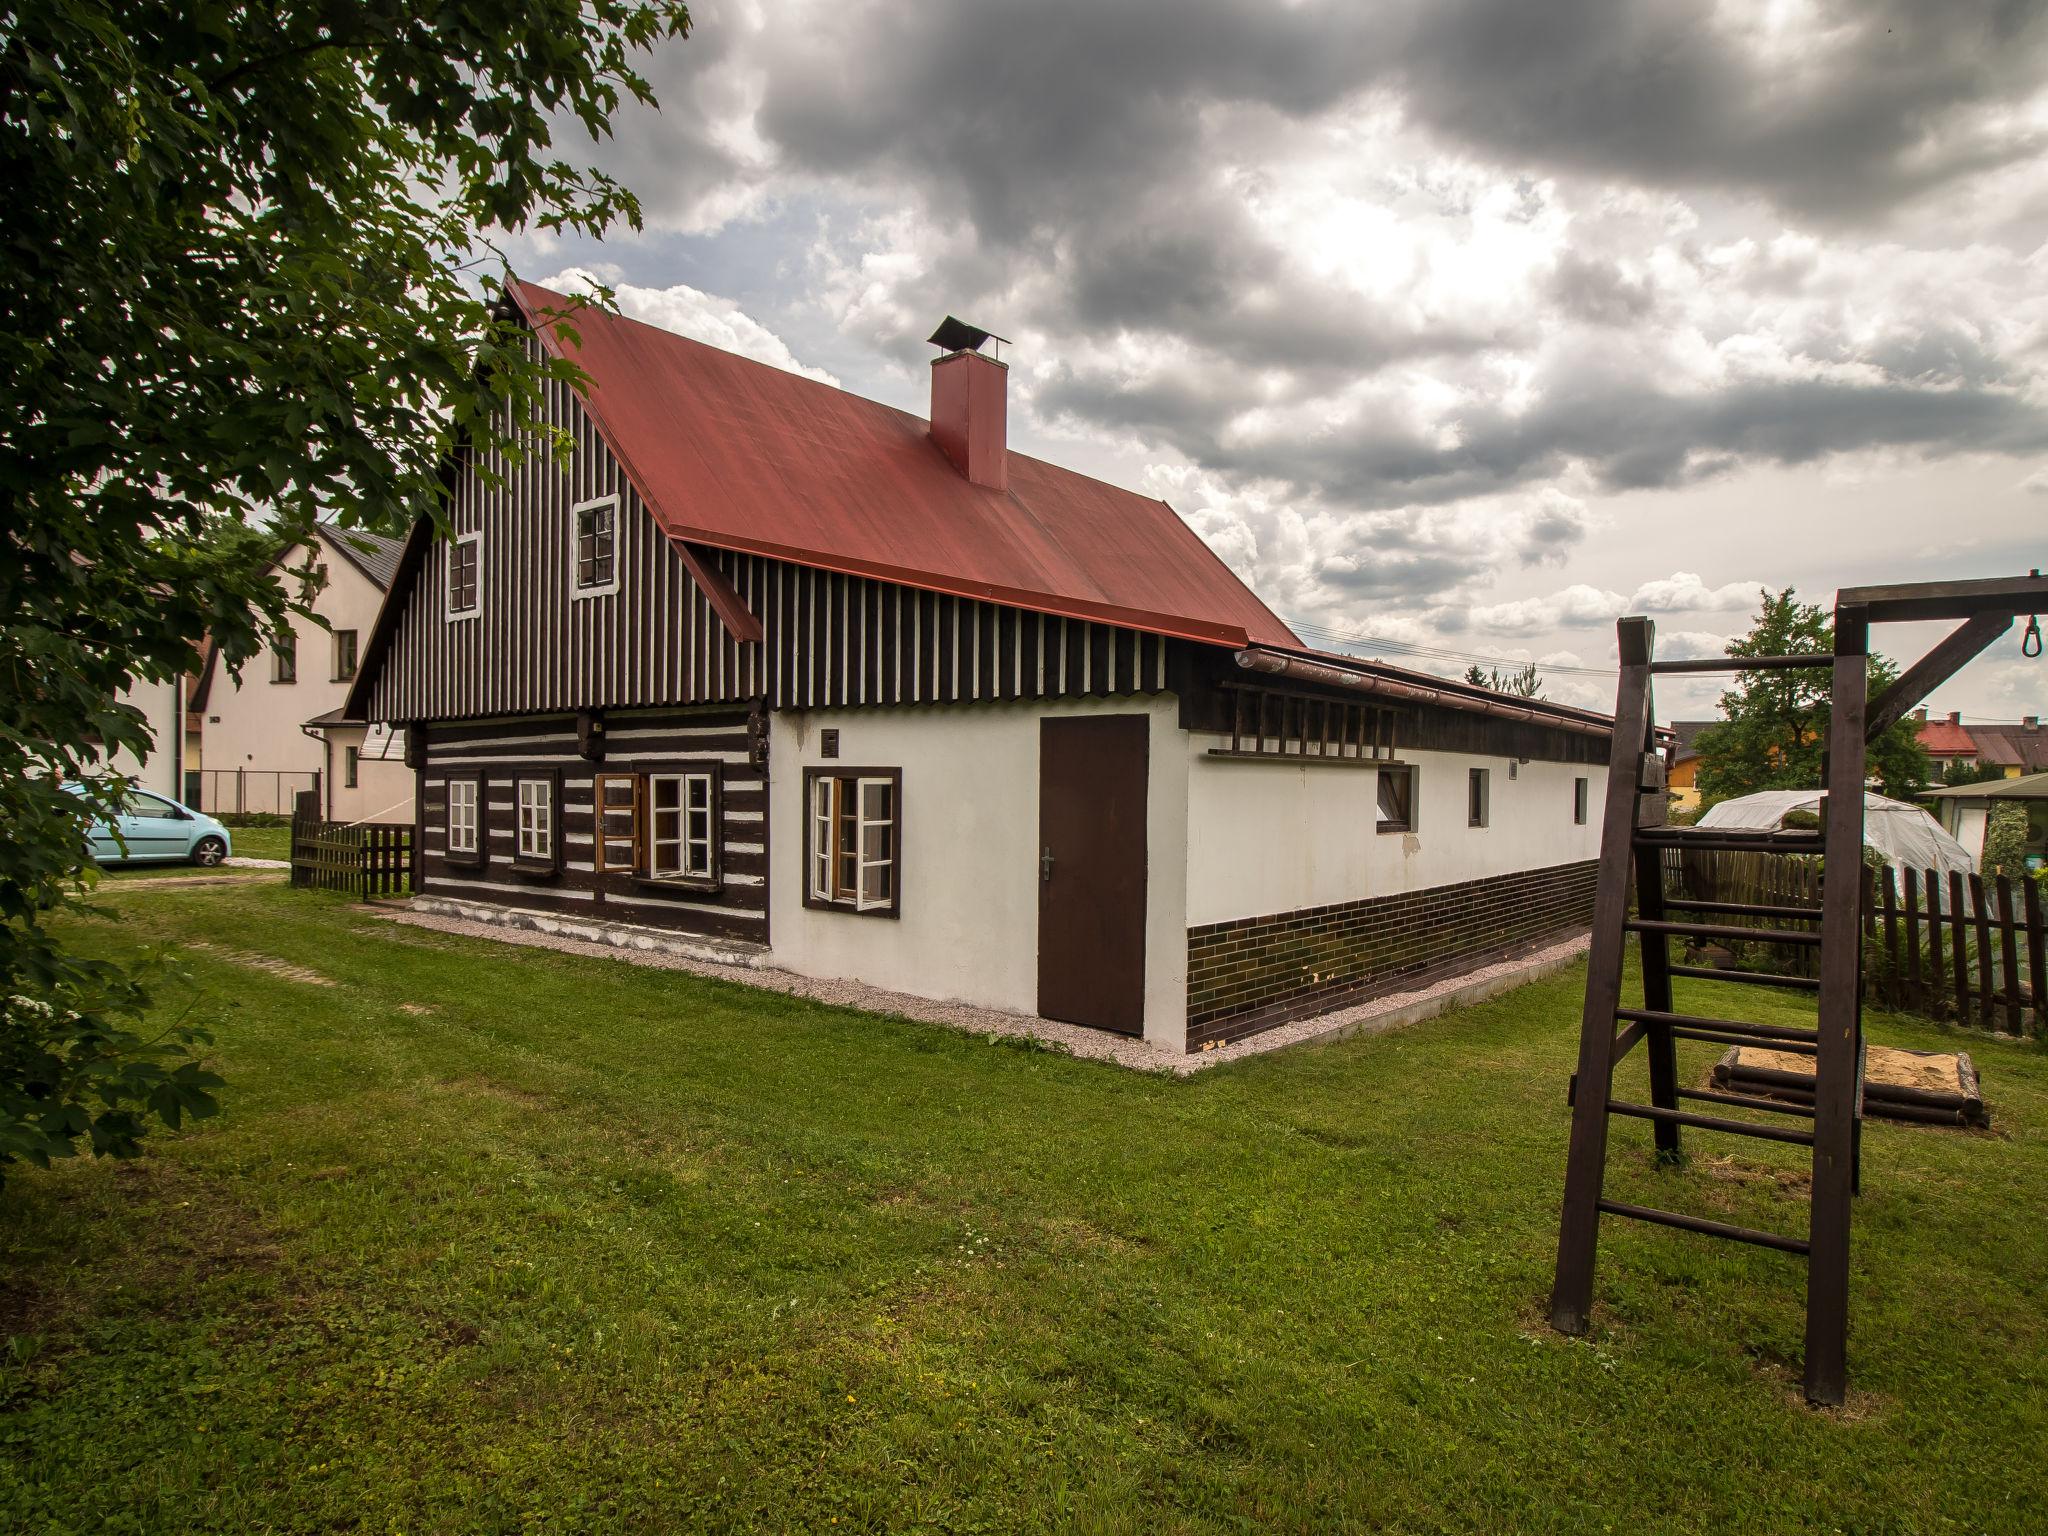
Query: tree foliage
1941 756 2006 789
1692 589 1931 809
1981 801 2030 877
1463 662 1545 698
1 0 689 1180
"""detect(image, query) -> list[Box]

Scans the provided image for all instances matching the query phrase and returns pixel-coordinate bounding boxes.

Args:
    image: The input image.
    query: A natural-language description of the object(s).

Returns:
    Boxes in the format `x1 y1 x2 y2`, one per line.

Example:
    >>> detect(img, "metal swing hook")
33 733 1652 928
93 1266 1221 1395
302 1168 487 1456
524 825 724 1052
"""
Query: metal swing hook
2026 569 2045 659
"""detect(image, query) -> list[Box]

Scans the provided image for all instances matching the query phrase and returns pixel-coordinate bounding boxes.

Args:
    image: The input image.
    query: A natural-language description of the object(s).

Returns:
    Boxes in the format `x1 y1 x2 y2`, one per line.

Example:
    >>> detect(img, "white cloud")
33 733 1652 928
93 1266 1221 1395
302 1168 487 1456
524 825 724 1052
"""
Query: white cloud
539 268 840 386
1626 572 1768 614
2021 466 2048 495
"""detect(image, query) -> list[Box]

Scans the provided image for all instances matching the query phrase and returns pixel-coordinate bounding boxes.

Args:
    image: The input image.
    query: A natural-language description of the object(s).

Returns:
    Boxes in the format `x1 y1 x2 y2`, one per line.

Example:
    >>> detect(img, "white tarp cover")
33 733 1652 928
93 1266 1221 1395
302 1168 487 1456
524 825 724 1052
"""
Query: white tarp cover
1696 790 1977 878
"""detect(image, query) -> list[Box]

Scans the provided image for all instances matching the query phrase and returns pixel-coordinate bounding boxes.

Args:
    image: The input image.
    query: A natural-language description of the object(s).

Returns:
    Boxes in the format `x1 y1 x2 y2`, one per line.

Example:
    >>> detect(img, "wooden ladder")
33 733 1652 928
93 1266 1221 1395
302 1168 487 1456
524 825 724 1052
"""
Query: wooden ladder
1547 617 1862 1404
1549 574 2048 1406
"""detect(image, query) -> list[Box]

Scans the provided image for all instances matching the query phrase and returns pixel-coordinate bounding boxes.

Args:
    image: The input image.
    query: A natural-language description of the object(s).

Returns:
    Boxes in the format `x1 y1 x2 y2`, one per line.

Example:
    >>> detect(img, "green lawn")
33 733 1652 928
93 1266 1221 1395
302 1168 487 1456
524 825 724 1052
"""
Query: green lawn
4 883 2045 1533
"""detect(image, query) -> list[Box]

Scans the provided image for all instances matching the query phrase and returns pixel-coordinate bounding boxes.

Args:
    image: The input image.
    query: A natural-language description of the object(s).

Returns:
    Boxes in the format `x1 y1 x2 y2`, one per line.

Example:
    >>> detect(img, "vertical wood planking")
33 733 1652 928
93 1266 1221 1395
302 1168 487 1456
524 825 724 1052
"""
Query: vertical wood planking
1996 874 2023 1035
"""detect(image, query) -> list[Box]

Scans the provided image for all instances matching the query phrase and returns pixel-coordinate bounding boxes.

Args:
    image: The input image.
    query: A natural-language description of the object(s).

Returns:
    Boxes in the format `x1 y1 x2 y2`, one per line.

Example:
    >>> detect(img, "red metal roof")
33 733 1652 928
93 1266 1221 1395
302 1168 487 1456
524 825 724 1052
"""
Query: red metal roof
1916 718 1976 756
510 281 1298 650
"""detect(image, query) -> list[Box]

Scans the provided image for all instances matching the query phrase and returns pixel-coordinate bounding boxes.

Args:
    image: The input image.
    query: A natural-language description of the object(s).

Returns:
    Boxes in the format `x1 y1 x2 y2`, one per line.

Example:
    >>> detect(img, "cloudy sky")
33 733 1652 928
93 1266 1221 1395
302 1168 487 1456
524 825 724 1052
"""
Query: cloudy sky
506 0 2048 722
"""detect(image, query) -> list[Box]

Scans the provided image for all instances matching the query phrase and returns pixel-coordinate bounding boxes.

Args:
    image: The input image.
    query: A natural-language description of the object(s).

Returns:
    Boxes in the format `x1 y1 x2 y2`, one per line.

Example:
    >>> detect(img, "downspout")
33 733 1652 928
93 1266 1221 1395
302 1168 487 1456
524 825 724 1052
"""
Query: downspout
1233 648 1614 740
299 723 332 820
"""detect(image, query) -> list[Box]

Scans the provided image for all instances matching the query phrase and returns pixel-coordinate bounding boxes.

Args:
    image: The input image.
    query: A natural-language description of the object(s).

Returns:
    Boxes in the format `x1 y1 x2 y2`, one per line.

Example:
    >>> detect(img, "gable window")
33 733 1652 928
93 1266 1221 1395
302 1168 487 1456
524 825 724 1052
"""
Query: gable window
333 629 359 681
344 745 360 789
1574 776 1590 825
648 770 720 885
516 776 556 868
805 768 900 915
1376 764 1415 834
271 634 297 683
446 776 481 864
447 531 482 619
571 495 620 598
1468 767 1489 828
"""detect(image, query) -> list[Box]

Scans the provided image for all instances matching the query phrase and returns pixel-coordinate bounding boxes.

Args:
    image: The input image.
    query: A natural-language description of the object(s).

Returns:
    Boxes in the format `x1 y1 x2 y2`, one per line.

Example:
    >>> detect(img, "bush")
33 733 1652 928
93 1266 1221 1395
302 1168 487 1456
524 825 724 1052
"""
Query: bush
1982 802 2029 878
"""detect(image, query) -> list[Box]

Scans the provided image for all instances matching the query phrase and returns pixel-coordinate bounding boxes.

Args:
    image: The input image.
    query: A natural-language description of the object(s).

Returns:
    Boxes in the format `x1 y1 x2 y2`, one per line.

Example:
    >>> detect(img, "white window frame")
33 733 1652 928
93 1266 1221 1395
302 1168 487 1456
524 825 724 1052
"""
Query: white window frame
648 770 718 882
447 778 479 855
517 777 553 863
569 494 621 600
807 770 897 914
445 531 483 622
854 776 894 912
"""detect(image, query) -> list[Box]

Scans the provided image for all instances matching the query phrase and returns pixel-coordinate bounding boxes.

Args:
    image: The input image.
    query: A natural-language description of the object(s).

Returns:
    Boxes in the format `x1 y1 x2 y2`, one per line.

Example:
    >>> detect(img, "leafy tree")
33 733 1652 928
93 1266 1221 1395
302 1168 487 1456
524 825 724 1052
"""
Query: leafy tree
1981 802 2030 877
1 0 689 1182
1941 757 2007 789
1463 661 1545 698
1693 589 1931 809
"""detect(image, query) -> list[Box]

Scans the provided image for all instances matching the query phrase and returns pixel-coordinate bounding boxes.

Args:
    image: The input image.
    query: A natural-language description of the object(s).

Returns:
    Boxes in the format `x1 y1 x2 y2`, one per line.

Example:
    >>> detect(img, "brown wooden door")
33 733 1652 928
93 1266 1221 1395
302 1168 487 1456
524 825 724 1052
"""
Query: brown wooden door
1038 715 1150 1034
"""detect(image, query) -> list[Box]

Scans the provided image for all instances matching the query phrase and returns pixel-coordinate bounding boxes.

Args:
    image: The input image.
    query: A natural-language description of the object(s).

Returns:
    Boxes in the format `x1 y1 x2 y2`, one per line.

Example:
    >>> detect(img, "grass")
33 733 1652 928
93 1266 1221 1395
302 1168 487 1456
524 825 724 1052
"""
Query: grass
3 883 2045 1533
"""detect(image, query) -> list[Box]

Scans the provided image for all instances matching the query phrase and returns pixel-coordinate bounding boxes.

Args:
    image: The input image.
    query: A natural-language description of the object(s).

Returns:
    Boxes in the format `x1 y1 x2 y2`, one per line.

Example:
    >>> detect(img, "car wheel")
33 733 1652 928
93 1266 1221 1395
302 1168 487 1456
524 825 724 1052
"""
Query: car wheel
192 836 228 868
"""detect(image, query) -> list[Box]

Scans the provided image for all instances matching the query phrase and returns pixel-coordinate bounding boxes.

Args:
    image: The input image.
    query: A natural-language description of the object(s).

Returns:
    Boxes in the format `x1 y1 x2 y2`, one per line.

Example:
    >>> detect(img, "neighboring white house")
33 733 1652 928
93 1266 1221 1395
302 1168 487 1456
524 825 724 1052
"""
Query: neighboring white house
192 522 412 822
346 284 1616 1054
98 674 188 800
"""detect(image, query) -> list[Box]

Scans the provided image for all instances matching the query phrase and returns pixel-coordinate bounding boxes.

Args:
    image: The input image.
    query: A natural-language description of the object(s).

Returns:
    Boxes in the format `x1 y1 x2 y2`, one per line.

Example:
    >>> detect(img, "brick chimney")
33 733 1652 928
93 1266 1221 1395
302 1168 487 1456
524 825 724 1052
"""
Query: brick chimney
1948 710 1963 725
927 316 1009 491
2025 715 2040 729
1912 707 1928 725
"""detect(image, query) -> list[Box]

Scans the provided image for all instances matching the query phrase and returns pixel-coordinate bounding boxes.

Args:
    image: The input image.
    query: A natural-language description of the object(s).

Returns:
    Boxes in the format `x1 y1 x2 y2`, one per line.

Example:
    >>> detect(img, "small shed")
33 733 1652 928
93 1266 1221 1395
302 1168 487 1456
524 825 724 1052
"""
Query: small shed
1919 770 2048 868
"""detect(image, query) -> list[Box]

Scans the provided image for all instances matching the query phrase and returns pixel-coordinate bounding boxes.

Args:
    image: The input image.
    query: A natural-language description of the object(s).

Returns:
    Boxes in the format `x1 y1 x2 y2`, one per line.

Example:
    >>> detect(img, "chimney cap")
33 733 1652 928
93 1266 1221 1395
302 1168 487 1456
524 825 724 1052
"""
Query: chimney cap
927 316 1009 356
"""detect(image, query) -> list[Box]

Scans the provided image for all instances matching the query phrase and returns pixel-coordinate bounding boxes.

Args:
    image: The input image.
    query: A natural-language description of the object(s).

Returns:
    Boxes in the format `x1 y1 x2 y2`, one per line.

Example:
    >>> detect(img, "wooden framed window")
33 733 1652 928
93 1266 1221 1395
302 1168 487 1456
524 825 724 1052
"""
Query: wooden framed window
446 531 482 619
1468 767 1489 828
271 634 296 683
804 767 900 916
445 774 482 865
594 773 641 872
570 495 620 598
515 774 558 870
647 768 721 886
1574 776 1589 825
1376 764 1415 834
333 628 359 681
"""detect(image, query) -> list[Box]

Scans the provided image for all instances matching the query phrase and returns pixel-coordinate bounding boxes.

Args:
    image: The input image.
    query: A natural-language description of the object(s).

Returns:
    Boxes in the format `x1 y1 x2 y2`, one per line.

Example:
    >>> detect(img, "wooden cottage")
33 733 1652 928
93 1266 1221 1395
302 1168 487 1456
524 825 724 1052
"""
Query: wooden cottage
347 283 1616 1053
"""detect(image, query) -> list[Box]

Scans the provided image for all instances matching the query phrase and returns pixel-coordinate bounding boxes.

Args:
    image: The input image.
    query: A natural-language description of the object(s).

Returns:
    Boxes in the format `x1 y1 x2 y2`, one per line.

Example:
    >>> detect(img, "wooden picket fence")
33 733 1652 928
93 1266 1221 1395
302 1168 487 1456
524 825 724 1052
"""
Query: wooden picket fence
290 816 414 898
1658 848 2046 1035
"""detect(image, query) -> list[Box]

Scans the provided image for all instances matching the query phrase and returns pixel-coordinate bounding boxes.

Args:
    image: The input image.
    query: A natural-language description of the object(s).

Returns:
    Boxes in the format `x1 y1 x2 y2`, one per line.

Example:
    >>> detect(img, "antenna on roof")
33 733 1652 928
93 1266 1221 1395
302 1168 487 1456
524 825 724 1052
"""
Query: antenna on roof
927 315 1008 363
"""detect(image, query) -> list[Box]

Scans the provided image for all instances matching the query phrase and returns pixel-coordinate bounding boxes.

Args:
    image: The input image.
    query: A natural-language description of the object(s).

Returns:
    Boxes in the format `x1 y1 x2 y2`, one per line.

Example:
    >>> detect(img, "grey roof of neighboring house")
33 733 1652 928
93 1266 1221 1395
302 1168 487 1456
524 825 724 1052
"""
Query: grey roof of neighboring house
1920 769 2048 800
1965 723 2048 774
1668 719 1718 763
314 522 408 591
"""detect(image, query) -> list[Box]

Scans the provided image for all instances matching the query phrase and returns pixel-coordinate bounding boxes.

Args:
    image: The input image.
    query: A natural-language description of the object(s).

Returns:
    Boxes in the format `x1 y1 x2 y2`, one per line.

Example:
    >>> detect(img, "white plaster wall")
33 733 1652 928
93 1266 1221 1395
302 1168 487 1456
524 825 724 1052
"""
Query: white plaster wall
768 697 1190 1048
200 539 413 821
96 677 183 799
1185 736 1608 927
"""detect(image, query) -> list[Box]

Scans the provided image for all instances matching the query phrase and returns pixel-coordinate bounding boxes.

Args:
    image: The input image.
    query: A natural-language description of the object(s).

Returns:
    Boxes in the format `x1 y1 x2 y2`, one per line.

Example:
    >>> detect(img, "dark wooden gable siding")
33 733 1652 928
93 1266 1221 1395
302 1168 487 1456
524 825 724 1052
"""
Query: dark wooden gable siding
370 330 767 724
368 326 1179 723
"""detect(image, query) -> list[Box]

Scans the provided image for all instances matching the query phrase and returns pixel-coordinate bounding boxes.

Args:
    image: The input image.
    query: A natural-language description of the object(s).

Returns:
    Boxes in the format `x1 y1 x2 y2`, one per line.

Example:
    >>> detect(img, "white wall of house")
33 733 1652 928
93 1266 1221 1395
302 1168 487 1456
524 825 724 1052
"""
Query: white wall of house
96 677 184 799
1183 736 1608 927
200 537 412 822
767 696 1190 1049
1952 803 1991 860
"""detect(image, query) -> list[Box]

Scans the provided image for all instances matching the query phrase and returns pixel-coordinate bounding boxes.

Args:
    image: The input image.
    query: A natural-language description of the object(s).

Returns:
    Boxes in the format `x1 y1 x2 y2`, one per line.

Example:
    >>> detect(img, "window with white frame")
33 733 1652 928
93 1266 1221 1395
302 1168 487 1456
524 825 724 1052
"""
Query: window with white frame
517 777 554 864
571 495 619 597
1376 764 1415 834
447 778 479 859
648 771 719 882
447 532 482 618
806 769 898 914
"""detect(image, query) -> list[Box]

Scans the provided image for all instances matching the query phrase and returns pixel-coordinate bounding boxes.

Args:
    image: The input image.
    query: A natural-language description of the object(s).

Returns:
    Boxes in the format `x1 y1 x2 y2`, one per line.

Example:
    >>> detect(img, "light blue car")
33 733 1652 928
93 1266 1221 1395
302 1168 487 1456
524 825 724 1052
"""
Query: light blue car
72 785 234 868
